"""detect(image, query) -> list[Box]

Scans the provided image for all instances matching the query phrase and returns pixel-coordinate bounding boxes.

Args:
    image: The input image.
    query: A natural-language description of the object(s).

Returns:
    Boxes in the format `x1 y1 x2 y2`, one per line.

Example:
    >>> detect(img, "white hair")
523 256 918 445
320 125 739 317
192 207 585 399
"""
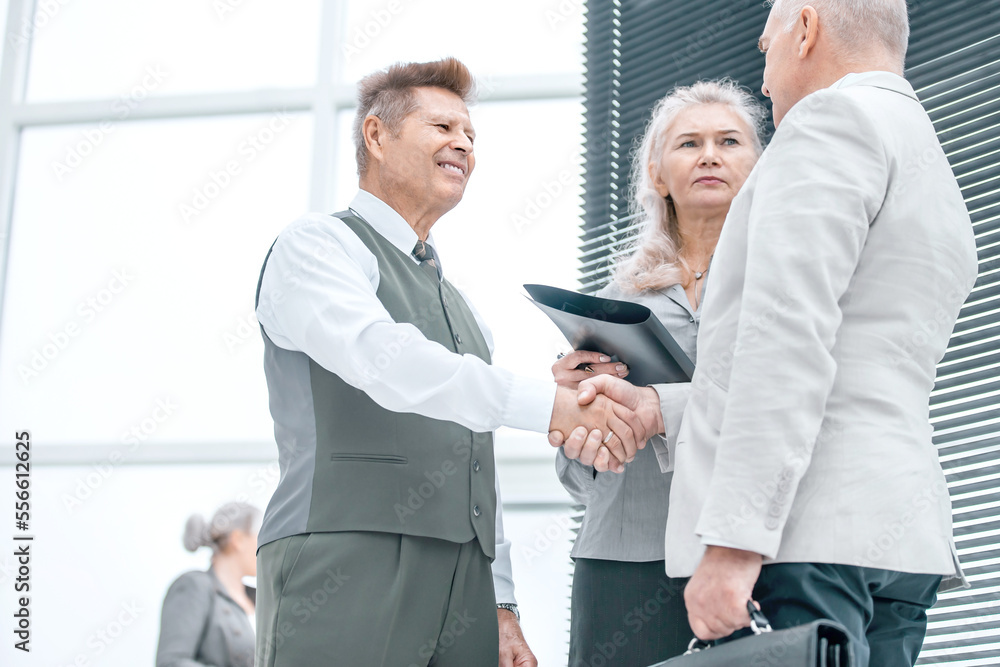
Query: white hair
769 0 909 68
612 79 767 294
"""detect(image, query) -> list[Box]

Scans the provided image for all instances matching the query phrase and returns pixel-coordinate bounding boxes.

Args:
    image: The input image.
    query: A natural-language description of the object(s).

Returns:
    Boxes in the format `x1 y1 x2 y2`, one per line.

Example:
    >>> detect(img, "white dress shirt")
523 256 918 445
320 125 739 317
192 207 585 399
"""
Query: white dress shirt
256 189 558 603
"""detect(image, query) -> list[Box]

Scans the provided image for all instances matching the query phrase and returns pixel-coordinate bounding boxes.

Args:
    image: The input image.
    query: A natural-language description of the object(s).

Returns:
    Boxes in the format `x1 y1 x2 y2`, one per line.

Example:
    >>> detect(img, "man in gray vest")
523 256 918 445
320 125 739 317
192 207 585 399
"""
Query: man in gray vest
253 58 646 667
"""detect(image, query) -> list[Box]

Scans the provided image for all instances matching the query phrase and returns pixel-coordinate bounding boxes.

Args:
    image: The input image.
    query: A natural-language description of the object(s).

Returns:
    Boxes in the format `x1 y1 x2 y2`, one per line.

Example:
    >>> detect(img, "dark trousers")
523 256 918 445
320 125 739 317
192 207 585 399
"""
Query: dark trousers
568 558 692 667
255 532 498 667
744 563 941 667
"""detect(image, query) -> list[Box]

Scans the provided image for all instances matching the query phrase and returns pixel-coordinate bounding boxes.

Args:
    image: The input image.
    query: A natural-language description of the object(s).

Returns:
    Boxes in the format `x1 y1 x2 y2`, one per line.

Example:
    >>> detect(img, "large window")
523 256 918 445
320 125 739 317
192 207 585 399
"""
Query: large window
0 1 587 664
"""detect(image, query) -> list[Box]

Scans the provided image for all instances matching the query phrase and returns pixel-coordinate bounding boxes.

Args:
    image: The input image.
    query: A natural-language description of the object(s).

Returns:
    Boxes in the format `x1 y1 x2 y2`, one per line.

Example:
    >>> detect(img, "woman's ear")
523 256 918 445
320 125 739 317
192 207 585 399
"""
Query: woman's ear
649 161 670 198
226 529 250 554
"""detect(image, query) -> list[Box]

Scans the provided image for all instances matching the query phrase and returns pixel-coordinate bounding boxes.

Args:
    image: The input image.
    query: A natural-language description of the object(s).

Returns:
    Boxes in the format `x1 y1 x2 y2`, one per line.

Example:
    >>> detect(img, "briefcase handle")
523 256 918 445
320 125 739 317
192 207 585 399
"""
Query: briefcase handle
683 600 772 654
747 600 773 634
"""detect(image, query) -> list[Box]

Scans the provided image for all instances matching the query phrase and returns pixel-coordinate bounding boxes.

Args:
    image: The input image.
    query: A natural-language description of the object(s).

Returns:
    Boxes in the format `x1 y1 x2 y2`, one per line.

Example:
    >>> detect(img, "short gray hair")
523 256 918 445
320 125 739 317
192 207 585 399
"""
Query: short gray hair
352 58 477 176
769 0 909 67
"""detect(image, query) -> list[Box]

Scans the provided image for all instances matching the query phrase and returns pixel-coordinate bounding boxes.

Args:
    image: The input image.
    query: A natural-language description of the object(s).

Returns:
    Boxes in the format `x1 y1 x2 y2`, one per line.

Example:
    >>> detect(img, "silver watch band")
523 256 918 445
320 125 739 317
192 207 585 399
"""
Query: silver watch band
496 603 520 622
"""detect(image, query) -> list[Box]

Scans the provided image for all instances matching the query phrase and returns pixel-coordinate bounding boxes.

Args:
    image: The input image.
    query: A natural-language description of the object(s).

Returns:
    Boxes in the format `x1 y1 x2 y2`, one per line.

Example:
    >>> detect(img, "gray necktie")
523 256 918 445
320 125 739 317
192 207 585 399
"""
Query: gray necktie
412 240 442 281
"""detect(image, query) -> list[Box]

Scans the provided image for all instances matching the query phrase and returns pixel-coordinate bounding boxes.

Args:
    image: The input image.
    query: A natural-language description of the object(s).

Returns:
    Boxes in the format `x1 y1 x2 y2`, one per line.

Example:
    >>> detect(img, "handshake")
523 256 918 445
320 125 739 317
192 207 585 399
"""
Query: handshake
547 374 665 473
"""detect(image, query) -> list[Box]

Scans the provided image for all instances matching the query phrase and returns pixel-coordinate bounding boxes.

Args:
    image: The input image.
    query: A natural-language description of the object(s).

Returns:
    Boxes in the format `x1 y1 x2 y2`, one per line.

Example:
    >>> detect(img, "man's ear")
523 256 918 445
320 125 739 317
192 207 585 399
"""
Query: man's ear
363 115 386 164
797 5 821 59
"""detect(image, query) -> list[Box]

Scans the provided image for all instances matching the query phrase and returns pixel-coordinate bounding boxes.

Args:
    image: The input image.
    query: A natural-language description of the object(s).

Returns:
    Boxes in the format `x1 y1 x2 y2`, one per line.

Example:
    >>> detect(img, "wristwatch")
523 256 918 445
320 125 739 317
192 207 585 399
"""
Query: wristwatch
496 603 520 622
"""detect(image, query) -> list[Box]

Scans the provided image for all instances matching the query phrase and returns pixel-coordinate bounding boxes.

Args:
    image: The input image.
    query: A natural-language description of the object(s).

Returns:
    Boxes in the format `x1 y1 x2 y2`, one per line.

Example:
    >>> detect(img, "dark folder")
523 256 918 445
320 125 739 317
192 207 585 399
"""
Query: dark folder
524 284 694 386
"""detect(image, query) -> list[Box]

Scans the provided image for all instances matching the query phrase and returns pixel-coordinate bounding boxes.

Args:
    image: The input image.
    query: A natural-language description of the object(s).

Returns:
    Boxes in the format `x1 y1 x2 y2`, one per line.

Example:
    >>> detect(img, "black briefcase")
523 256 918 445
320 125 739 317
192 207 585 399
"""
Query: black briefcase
649 603 853 666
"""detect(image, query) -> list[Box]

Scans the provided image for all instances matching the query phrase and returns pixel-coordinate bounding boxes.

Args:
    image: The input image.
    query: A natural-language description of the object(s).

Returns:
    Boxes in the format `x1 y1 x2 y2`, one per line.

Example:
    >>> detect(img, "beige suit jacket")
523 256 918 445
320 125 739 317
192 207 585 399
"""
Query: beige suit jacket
659 72 978 587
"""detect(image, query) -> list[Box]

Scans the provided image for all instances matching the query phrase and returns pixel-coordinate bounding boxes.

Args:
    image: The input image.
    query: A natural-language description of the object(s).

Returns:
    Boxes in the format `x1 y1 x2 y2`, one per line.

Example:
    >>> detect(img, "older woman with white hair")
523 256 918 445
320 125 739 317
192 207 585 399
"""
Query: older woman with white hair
156 501 261 667
552 79 767 666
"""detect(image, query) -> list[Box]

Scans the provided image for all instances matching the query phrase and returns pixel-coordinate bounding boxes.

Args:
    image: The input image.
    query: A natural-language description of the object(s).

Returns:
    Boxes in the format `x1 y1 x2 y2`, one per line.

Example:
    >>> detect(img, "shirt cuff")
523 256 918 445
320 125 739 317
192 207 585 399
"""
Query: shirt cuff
649 383 692 473
502 374 558 433
491 538 517 605
700 536 761 552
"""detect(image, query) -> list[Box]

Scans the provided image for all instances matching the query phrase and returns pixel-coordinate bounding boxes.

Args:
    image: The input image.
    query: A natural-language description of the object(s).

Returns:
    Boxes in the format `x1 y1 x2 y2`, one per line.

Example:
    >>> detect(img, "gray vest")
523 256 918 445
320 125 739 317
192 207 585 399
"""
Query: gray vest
256 212 497 558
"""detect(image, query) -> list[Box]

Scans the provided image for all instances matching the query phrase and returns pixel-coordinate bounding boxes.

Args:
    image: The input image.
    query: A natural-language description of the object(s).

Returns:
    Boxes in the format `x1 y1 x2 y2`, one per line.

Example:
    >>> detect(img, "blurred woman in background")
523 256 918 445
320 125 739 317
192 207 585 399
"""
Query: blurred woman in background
553 79 767 666
156 501 261 667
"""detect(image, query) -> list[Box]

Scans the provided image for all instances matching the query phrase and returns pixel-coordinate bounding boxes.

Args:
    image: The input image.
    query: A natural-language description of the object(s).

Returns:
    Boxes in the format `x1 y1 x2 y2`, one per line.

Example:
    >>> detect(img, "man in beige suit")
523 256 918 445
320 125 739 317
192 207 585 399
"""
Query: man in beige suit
551 1 979 664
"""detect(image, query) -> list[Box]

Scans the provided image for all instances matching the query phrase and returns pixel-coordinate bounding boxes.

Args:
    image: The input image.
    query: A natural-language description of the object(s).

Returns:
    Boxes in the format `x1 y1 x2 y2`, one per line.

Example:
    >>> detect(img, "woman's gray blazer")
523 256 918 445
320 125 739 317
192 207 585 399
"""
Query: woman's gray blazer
155 568 255 667
555 280 702 561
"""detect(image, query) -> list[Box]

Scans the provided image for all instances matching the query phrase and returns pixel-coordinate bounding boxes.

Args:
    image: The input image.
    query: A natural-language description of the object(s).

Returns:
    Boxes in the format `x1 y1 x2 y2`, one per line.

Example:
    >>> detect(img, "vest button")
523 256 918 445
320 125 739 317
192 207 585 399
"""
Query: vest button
442 295 449 307
472 459 481 472
473 505 481 517
455 334 463 344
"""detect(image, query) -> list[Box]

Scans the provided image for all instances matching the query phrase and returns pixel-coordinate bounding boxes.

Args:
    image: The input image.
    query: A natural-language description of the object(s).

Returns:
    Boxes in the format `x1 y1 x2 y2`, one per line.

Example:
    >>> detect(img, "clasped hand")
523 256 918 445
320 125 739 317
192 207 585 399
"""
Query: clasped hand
547 375 665 473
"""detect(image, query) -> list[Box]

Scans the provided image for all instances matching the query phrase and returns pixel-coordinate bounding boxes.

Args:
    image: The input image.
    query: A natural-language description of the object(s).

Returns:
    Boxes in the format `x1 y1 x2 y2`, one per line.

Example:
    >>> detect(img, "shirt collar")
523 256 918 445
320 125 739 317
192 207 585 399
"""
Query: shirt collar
662 282 708 317
661 256 713 316
829 71 918 101
348 189 439 263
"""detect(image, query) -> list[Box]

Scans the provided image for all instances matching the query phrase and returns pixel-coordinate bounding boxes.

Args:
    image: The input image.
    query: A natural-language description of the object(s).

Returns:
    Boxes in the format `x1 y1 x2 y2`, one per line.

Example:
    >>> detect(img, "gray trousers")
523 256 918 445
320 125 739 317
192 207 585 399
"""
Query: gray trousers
255 532 499 667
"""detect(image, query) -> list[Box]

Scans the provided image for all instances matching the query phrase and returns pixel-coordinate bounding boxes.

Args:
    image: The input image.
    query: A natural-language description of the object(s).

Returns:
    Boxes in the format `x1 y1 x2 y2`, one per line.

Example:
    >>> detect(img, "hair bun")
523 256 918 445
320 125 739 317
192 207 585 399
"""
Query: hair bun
182 513 211 552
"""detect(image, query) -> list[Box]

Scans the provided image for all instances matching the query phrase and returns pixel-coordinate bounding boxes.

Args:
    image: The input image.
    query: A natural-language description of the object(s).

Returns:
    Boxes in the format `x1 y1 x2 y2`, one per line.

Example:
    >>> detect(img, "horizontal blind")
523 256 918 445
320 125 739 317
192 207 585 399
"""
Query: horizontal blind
580 0 772 293
912 2 1000 661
